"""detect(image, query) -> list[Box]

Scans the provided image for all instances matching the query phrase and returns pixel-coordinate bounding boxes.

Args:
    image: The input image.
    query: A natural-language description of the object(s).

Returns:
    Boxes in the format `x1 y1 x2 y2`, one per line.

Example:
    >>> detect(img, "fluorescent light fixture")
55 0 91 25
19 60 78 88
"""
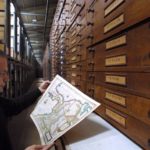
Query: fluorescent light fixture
32 19 37 23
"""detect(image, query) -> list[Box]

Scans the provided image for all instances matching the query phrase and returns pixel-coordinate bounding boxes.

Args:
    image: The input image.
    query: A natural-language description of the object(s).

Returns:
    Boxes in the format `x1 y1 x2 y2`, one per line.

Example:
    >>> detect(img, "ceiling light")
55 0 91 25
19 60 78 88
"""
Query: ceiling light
32 19 37 23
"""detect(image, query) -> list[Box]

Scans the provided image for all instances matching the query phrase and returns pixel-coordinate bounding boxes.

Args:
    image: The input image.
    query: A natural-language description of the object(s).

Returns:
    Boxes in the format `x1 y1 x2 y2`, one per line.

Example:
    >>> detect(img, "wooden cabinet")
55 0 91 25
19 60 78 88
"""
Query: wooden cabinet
49 0 150 149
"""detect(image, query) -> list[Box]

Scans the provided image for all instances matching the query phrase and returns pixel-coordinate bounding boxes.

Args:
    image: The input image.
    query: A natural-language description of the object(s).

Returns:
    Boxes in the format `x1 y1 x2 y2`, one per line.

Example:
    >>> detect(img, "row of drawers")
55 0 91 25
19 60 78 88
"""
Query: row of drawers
87 71 150 99
87 21 150 71
86 83 150 126
96 104 150 150
65 0 150 48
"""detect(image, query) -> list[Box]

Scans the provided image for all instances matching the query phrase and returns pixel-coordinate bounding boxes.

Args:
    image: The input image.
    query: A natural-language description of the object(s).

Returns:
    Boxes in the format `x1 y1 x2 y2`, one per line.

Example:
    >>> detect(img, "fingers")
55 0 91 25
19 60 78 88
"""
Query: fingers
42 143 55 150
25 144 44 150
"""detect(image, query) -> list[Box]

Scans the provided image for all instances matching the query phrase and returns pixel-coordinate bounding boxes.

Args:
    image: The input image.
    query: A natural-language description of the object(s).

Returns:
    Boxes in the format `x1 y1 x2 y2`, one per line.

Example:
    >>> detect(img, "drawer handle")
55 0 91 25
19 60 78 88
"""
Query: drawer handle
77 33 82 37
77 44 82 47
88 9 94 13
87 22 94 26
88 62 94 66
77 64 82 67
76 3 82 7
77 74 81 77
88 88 94 92
77 23 82 27
88 48 95 52
87 35 94 39
88 75 95 79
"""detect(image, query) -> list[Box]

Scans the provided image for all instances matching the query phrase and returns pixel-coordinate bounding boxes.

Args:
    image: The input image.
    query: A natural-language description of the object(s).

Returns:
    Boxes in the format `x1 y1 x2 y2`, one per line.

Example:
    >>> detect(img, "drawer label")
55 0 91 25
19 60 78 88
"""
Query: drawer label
105 75 126 85
0 44 4 50
106 35 126 49
71 47 77 52
71 81 76 85
105 55 126 66
106 109 126 127
105 92 126 106
105 0 125 16
71 56 77 61
71 30 76 37
71 39 76 45
104 14 124 33
71 73 77 77
72 65 77 68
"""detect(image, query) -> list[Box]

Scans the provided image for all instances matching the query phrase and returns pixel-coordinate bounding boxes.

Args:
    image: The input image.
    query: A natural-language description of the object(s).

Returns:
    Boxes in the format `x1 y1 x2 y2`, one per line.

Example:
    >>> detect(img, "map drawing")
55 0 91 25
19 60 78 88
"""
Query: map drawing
31 75 100 144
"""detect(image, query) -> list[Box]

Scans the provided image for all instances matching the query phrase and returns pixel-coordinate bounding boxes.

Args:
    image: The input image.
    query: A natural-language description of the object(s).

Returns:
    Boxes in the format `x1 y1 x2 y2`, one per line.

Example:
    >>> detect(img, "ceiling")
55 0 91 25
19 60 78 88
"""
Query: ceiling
13 0 58 64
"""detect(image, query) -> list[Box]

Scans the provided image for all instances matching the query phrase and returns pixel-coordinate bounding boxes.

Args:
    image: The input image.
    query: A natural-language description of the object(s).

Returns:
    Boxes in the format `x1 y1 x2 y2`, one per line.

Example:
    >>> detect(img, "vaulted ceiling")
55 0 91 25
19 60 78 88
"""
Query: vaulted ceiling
13 0 58 64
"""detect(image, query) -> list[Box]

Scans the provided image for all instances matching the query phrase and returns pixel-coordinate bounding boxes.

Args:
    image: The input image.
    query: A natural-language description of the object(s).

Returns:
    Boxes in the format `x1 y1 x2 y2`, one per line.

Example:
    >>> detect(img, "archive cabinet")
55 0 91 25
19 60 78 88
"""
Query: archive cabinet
49 0 150 149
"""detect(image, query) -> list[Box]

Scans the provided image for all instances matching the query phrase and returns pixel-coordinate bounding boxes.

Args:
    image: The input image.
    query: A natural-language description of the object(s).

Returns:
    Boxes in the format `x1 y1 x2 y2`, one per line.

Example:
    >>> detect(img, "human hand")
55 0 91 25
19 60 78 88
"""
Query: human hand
25 144 54 150
38 80 51 93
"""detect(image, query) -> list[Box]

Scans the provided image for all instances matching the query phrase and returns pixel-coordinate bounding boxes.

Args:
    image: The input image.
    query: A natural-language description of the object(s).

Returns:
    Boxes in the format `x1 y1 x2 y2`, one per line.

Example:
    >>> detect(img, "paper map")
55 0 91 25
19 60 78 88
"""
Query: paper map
30 75 100 144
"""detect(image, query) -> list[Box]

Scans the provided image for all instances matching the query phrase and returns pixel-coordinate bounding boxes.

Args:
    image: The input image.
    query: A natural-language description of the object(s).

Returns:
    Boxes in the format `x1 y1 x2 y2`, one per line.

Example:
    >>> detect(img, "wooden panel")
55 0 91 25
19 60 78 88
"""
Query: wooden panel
94 72 150 98
92 0 150 44
96 105 150 150
106 108 126 127
95 85 150 126
93 22 150 71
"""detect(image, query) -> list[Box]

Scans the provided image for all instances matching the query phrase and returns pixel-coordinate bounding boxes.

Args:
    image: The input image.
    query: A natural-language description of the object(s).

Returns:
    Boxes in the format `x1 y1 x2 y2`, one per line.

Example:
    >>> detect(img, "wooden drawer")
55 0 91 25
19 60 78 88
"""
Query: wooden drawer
96 104 150 150
65 61 87 71
95 85 150 126
93 21 150 71
69 0 85 25
70 79 86 92
67 70 87 81
92 0 150 44
66 48 87 64
94 72 150 98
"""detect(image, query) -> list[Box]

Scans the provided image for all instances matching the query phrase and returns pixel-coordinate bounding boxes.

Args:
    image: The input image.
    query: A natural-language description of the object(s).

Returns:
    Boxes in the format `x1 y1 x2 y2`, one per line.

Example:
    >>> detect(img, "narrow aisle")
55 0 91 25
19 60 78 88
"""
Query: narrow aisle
8 78 44 150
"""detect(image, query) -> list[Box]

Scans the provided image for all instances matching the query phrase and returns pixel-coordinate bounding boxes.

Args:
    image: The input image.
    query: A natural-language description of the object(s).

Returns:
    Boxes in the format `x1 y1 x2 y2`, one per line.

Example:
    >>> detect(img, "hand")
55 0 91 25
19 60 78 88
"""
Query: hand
25 144 54 150
38 80 51 93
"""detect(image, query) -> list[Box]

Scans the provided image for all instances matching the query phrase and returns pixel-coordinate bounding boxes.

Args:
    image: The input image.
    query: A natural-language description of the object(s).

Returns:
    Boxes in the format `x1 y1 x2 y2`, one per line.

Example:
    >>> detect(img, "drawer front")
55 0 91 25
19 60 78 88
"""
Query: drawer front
96 105 150 150
95 85 150 126
70 79 86 92
69 71 87 81
92 0 150 44
93 22 150 71
94 72 150 98
65 61 87 71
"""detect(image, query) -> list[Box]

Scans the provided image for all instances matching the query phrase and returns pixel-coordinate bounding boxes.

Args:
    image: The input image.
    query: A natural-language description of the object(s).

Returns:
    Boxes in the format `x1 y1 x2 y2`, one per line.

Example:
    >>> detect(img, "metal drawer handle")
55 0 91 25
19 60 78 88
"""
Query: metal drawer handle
88 9 94 13
87 22 94 26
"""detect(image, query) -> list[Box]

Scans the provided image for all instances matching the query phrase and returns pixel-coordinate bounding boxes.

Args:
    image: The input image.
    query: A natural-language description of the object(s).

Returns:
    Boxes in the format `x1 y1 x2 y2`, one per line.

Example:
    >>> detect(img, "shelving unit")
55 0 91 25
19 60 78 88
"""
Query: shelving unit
0 0 38 98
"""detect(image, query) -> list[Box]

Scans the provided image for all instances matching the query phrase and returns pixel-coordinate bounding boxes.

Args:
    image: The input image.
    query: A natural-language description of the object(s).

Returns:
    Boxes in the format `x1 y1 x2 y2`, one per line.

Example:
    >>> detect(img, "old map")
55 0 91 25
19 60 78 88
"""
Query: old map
31 75 100 144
